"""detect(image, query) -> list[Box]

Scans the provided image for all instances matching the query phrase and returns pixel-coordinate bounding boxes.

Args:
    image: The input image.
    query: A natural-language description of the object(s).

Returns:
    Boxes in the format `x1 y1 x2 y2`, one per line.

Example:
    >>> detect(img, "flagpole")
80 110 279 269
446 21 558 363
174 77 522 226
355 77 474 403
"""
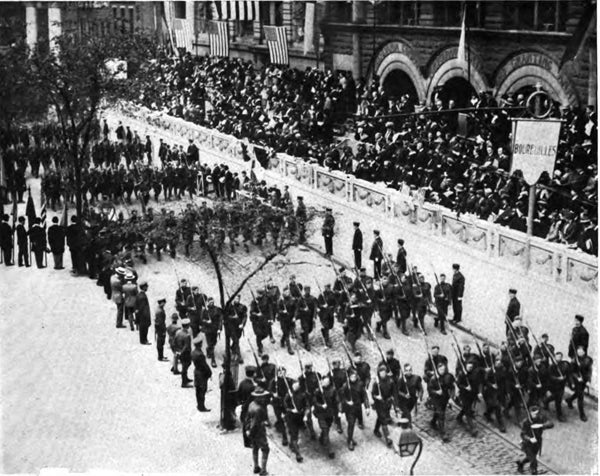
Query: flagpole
466 3 470 88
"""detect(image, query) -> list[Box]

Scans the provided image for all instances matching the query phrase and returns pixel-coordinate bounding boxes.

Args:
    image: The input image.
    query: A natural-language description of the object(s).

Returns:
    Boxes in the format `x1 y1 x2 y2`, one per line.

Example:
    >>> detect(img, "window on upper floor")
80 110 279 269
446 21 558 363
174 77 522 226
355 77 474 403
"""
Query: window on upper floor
503 0 568 32
174 1 186 19
326 1 352 23
375 1 421 26
432 1 462 26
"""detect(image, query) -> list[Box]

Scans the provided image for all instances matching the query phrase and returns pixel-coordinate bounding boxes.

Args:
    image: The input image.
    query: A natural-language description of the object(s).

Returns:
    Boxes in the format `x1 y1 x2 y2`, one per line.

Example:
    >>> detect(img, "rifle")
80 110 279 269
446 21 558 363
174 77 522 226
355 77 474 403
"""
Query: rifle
406 259 423 297
246 337 266 381
416 318 441 386
273 355 298 412
341 341 357 370
329 257 351 297
367 323 399 416
570 335 584 381
475 340 497 384
297 346 309 394
376 240 406 299
448 325 466 371
343 357 354 405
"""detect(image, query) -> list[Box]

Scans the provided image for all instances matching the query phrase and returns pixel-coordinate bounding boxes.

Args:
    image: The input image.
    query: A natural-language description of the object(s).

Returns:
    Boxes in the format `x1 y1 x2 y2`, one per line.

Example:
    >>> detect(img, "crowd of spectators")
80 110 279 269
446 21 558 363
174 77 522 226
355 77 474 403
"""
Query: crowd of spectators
114 53 596 255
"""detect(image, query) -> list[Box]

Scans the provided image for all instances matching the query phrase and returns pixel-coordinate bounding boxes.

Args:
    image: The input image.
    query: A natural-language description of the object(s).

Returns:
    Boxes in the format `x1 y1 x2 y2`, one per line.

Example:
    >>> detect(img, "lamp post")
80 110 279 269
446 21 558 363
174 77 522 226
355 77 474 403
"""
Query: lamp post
396 419 423 475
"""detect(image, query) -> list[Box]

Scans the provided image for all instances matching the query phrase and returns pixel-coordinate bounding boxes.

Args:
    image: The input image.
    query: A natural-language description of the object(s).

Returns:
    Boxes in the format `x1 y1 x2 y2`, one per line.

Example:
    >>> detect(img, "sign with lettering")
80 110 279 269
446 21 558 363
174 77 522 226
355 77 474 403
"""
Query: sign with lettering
511 119 562 184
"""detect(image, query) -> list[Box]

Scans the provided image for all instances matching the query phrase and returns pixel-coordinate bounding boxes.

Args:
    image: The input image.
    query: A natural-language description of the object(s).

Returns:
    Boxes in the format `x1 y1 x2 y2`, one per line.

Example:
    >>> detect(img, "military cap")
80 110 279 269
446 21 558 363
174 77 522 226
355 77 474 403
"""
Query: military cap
180 278 188 284
339 267 346 272
452 263 460 270
18 216 25 223
575 314 584 323
181 318 191 326
373 230 380 235
261 354 269 361
509 288 517 294
251 386 270 397
360 267 366 272
529 405 540 413
353 221 360 226
386 349 394 355
354 351 362 357
192 285 199 291
325 207 332 212
297 196 303 200
305 362 313 368
157 297 166 303
377 364 388 372
431 345 440 350
541 333 548 338
332 358 341 364
397 239 404 245
170 313 179 320
139 280 148 288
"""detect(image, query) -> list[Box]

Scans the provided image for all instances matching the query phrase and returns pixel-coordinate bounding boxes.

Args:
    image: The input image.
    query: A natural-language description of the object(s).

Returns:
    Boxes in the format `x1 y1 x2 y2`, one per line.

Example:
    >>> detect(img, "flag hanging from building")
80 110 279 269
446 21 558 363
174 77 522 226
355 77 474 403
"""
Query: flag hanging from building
457 4 466 62
208 20 229 57
59 202 68 227
173 18 194 52
264 26 289 65
40 191 47 229
216 1 258 21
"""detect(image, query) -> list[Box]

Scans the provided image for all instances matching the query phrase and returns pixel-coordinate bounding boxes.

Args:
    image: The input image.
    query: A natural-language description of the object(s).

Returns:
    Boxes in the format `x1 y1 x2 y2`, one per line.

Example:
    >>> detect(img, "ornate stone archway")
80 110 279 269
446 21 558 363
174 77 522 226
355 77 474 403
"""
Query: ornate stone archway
426 46 489 103
372 41 426 102
494 51 579 107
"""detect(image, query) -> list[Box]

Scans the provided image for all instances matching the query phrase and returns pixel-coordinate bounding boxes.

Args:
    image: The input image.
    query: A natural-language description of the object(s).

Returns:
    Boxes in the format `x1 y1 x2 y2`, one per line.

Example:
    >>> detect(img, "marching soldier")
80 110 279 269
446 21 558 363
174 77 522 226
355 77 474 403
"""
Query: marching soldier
250 289 272 355
328 359 346 434
298 362 319 441
543 351 569 422
187 285 206 337
312 376 338 459
340 367 370 450
505 357 528 422
533 333 555 363
269 366 293 446
369 230 383 279
483 356 508 432
352 222 362 269
264 279 280 344
343 293 363 352
354 351 371 400
295 196 307 243
456 360 481 437
414 273 432 333
15 216 29 267
296 286 317 351
317 283 336 347
517 405 554 475
201 297 223 368
396 238 407 275
527 354 548 406
284 380 310 462
397 274 412 335
277 287 296 355
258 354 277 394
428 363 456 442
155 297 168 361
333 267 352 323
288 274 303 299
224 294 247 363
433 273 452 334
175 278 192 319
238 366 257 427
565 346 593 421
375 275 394 339
424 346 448 383
397 364 423 422
191 335 212 412
371 364 395 447
322 207 335 256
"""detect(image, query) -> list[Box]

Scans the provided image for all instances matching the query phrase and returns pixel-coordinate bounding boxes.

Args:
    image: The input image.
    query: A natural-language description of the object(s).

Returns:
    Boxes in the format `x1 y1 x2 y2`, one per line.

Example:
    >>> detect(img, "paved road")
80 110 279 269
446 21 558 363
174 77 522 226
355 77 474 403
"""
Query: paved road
1 176 597 475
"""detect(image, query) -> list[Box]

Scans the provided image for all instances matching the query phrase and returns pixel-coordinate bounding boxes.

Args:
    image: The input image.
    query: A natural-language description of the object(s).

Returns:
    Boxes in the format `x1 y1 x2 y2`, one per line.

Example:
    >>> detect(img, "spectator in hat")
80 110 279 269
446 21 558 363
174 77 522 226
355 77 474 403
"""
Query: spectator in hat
191 334 212 412
352 222 362 269
122 273 139 331
450 263 465 323
155 297 168 361
369 230 383 279
174 318 193 387
48 216 66 270
136 280 152 345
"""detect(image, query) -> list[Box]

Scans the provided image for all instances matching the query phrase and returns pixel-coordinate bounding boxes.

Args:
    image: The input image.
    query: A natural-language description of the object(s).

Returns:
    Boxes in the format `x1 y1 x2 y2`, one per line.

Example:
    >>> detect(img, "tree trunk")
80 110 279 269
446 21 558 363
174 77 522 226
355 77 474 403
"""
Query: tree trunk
73 145 83 218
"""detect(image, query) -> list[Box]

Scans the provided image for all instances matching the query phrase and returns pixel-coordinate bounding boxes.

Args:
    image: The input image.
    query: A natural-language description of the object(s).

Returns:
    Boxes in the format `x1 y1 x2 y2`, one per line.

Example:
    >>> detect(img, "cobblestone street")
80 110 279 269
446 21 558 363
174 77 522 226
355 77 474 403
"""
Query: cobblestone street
1 176 597 475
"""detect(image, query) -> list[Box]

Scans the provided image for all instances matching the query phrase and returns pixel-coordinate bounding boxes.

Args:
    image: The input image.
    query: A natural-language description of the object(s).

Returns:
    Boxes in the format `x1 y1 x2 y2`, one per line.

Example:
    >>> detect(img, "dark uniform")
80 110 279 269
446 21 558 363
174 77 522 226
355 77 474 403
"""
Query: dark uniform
340 370 370 450
250 291 272 354
317 285 336 346
15 219 29 267
428 366 455 442
433 278 452 333
269 370 294 445
191 339 212 412
543 354 570 421
565 351 593 421
284 384 311 462
312 380 338 458
296 289 317 351
201 300 222 367
456 363 481 436
48 219 65 269
29 222 47 268
135 283 151 344
517 408 554 475
173 322 193 386
277 291 296 354
154 300 167 360
352 223 362 269
451 265 465 323
369 232 383 279
246 392 271 476
397 370 423 422
371 368 395 447
322 208 335 256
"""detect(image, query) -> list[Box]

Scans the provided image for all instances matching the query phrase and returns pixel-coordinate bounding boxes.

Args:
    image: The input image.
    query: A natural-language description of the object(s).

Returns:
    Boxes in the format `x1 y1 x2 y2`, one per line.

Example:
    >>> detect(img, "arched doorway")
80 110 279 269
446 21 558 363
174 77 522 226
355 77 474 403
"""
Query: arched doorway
435 77 476 108
382 69 419 102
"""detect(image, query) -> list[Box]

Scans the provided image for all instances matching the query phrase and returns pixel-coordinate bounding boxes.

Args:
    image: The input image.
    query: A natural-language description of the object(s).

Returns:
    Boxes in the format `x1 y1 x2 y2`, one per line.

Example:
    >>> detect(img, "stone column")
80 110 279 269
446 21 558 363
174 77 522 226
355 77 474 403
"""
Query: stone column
25 4 38 52
303 1 315 55
351 0 364 80
48 5 62 53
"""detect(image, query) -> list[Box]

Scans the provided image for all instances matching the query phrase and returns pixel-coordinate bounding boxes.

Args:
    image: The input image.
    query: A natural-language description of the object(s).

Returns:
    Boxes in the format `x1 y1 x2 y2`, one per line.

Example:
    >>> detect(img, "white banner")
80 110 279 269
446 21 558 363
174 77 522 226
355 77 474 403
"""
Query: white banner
511 119 562 184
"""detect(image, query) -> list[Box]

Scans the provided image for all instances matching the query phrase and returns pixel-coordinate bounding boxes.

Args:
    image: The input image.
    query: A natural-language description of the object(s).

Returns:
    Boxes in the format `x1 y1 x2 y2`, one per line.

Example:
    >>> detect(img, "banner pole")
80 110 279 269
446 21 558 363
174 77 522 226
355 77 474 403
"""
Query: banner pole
526 183 536 237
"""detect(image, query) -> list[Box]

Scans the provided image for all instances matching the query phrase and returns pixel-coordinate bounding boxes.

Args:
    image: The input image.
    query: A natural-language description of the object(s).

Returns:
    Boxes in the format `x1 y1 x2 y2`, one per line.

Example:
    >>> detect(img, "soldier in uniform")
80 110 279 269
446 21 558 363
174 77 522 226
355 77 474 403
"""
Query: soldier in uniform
167 313 181 373
173 318 193 387
110 267 126 328
175 279 192 319
397 275 412 335
428 363 456 442
277 287 296 355
371 364 395 447
245 387 271 476
321 207 335 256
506 288 521 331
353 351 371 402
312 376 338 459
568 315 589 358
122 273 139 331
136 280 152 345
533 333 555 363
369 230 383 279
155 298 168 361
483 356 508 432
352 222 362 269
543 351 569 422
264 279 280 344
317 283 336 347
396 239 407 275
340 367 370 450
29 217 47 268
187 286 206 337
258 354 277 396
284 380 310 462
450 263 465 323
269 366 293 446
456 360 480 437
328 359 346 434
527 354 548 406
250 289 272 355
191 335 212 412
517 405 554 475
375 275 394 339
224 294 247 363
298 362 319 441
15 216 29 267
433 273 452 334
505 356 528 422
296 286 317 351
181 205 196 257
0 214 14 265
414 273 432 333
397 364 423 423
333 267 352 323
201 297 222 368
565 346 593 421
344 293 363 352
238 366 257 426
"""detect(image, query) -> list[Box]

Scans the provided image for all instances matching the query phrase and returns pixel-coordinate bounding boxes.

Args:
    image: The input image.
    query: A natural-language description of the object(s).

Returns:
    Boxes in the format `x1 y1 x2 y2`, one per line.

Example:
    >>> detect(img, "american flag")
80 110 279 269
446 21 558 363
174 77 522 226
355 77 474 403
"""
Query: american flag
217 1 258 21
40 191 47 229
264 26 288 65
208 20 229 58
173 18 194 52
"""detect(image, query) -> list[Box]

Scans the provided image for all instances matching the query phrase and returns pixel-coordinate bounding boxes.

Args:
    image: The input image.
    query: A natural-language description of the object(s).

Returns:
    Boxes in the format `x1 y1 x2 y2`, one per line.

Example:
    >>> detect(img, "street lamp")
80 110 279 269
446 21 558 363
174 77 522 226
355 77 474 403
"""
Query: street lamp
397 418 423 475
